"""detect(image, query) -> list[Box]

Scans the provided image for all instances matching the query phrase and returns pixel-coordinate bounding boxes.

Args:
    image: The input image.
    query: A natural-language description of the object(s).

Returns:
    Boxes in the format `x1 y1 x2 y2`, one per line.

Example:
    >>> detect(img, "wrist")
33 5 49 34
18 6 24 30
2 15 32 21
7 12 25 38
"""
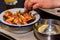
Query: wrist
53 0 60 8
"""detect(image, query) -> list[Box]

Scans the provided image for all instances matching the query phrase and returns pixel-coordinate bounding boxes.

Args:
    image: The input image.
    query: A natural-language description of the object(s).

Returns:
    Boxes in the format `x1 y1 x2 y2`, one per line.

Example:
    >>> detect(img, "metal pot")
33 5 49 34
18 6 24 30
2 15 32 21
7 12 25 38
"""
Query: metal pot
33 19 60 40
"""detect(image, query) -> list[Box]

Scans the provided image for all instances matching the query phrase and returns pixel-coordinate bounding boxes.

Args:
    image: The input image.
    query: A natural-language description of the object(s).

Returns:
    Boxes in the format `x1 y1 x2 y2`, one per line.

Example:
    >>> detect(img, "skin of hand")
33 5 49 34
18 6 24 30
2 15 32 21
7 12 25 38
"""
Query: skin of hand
24 0 60 10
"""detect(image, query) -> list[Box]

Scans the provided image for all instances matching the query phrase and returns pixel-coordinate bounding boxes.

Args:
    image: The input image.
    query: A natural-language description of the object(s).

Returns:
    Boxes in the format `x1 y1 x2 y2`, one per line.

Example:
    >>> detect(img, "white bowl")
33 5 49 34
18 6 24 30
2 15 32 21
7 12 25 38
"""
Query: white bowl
0 8 40 33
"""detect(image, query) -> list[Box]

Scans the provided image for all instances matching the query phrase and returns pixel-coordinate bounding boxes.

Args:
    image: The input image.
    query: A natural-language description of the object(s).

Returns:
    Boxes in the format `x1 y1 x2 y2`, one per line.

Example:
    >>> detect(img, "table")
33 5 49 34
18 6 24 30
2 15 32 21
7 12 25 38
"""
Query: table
0 24 36 40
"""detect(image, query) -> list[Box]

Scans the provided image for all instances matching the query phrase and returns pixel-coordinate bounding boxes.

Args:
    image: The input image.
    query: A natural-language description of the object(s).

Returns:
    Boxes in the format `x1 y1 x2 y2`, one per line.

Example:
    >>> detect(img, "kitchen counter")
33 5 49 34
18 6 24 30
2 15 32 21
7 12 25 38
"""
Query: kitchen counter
40 8 60 17
0 24 36 40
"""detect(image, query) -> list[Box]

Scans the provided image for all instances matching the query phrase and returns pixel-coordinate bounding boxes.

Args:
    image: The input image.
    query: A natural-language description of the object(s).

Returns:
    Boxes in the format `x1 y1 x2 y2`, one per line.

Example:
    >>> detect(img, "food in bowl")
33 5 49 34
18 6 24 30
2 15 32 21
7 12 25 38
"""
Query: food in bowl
3 10 36 25
37 24 57 34
34 19 60 34
38 24 48 33
0 8 40 28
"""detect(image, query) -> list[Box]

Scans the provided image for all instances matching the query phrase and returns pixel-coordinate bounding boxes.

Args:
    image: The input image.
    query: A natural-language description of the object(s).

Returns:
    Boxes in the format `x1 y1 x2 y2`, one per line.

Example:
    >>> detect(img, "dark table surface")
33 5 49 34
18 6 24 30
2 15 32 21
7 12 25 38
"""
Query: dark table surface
0 0 60 20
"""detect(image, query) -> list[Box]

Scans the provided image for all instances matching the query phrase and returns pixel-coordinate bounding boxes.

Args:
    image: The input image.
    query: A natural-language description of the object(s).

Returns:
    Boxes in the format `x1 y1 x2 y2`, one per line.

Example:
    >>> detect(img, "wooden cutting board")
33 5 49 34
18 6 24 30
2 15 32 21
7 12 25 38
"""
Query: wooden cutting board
40 8 60 17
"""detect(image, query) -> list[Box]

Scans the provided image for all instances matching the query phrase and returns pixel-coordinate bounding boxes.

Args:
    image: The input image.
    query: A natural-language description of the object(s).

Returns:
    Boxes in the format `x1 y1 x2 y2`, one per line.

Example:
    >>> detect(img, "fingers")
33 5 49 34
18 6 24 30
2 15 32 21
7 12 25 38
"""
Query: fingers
24 0 37 10
24 0 54 9
26 0 33 10
32 3 39 9
24 0 29 9
32 3 43 9
27 0 37 10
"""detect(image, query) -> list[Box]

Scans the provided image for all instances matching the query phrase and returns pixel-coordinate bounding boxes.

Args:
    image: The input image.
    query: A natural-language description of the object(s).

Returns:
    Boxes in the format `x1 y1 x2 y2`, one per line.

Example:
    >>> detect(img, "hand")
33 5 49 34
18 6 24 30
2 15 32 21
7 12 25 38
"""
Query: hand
24 0 60 10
